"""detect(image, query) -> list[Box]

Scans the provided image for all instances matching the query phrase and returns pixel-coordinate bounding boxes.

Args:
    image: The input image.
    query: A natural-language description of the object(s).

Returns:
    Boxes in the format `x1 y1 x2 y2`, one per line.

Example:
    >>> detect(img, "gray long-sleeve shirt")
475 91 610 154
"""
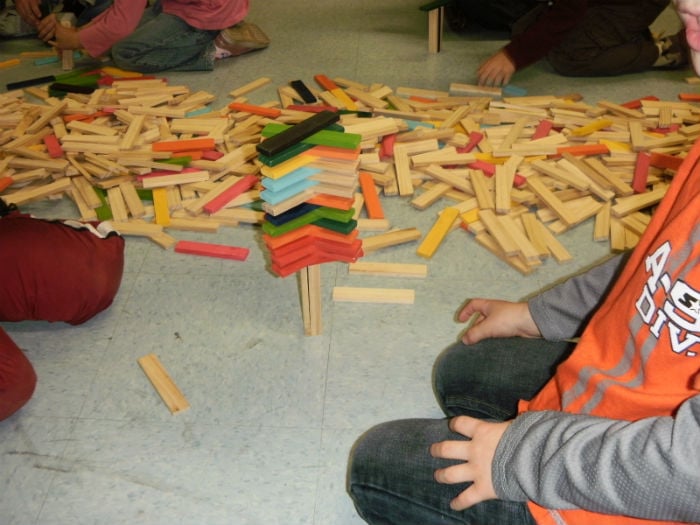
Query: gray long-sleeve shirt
491 254 700 523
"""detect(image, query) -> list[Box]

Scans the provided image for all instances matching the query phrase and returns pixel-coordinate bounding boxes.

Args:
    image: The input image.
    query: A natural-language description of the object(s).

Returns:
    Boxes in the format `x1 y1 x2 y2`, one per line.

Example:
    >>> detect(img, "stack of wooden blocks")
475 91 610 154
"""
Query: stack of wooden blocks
256 108 365 334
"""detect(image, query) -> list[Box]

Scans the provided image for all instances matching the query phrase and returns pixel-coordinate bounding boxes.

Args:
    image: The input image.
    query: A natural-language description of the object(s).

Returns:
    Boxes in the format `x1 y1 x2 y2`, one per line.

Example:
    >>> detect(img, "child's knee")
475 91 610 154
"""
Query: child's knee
0 328 37 422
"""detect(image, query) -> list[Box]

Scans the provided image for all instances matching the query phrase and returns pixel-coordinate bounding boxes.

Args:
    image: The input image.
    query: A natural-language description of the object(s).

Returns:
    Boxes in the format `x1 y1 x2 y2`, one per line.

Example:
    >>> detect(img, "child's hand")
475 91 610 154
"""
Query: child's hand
477 49 516 86
49 23 82 51
36 13 57 42
14 0 43 26
431 416 511 510
458 299 541 344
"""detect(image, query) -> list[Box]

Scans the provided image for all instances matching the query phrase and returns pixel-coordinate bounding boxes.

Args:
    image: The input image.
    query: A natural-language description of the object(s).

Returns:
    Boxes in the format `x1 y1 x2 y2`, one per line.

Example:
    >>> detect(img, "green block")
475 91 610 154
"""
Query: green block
93 188 113 221
261 123 361 150
313 217 357 235
258 142 314 167
262 206 355 236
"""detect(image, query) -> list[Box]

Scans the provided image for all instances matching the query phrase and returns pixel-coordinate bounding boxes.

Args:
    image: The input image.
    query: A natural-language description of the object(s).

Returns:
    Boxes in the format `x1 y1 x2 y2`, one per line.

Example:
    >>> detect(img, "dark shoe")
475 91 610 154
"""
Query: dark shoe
214 21 270 58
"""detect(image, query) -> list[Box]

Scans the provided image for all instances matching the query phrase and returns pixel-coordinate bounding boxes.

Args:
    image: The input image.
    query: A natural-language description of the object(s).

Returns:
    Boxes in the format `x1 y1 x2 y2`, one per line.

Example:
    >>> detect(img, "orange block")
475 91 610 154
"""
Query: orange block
228 102 282 118
307 193 355 210
359 171 384 219
152 137 216 153
0 176 13 193
554 143 610 157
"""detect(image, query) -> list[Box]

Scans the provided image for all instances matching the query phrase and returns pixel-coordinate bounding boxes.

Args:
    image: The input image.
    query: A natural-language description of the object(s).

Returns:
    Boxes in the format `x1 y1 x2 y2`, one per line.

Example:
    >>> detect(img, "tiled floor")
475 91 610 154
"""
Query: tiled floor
0 1 693 523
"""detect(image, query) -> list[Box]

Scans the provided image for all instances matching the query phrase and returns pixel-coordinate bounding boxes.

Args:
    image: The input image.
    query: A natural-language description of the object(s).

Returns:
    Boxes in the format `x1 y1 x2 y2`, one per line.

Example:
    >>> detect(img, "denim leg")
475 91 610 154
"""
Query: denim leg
110 1 218 73
348 418 537 525
348 337 574 524
433 337 575 419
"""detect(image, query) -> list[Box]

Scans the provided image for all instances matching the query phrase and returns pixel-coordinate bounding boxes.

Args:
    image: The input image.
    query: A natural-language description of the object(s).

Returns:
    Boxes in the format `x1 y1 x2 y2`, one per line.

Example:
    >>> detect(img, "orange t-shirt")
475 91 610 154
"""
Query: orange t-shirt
522 140 700 525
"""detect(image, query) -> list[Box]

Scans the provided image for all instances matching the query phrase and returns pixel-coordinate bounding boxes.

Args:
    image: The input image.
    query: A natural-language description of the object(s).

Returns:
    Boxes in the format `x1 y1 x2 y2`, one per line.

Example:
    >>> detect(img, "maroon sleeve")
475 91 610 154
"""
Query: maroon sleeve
0 326 36 421
504 0 588 70
0 215 125 325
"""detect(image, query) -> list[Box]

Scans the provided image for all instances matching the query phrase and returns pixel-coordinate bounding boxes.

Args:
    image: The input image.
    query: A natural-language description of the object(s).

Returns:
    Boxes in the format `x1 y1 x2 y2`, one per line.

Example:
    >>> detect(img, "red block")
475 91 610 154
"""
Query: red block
633 152 652 194
203 174 258 215
43 134 63 158
174 240 249 261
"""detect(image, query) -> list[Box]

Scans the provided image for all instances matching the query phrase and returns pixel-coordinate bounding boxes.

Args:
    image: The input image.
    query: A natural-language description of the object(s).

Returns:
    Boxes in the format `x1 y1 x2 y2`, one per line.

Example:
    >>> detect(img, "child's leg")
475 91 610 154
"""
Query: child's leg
348 418 537 525
348 337 572 524
434 337 575 419
0 327 36 421
547 0 674 76
110 1 218 73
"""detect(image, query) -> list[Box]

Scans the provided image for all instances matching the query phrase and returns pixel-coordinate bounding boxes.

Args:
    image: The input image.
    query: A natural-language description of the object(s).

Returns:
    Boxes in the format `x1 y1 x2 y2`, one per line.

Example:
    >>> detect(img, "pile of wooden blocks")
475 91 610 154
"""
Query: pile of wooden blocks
0 71 697 277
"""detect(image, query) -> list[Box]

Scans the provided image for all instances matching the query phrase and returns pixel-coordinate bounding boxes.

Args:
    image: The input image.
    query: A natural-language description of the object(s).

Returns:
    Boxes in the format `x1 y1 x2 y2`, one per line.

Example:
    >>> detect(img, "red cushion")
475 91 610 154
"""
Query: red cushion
0 326 36 421
0 214 125 325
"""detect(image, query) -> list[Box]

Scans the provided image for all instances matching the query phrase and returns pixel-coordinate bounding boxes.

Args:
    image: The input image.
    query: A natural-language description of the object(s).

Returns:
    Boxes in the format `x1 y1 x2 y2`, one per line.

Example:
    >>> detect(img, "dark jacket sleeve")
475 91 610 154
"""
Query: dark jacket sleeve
504 0 588 70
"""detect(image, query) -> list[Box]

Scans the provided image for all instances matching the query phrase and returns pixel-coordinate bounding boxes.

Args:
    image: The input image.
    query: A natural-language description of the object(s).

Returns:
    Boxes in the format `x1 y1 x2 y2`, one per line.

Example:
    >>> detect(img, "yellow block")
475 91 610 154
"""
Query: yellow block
461 208 480 225
101 66 143 78
152 187 170 226
570 118 613 137
260 154 317 180
331 88 357 111
416 207 460 258
600 139 632 153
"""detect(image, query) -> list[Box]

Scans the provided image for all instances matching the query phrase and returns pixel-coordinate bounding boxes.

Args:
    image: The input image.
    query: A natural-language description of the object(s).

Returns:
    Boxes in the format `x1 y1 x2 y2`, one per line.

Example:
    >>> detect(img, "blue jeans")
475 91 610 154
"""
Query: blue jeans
348 337 575 525
110 0 219 73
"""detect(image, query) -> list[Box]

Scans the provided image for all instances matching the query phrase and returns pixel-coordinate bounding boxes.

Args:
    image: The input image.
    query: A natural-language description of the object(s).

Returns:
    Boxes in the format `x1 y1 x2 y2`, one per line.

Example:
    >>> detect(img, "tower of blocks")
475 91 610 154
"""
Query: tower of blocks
256 110 365 335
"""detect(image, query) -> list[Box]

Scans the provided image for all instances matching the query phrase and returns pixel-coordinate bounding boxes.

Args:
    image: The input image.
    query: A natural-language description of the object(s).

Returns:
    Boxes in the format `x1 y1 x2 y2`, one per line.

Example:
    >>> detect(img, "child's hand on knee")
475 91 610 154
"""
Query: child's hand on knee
431 416 511 510
458 298 541 344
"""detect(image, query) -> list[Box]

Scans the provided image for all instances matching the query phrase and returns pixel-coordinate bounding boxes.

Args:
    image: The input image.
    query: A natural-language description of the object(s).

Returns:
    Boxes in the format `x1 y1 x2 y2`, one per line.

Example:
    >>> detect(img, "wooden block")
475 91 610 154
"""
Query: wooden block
166 217 220 233
107 186 129 222
3 177 71 205
611 185 668 217
299 264 322 336
426 6 444 53
229 77 272 98
358 171 384 219
470 169 495 210
594 201 612 242
411 181 450 210
416 206 459 258
141 170 209 189
120 113 146 150
632 152 651 193
526 175 578 226
152 187 171 226
137 353 189 414
423 164 473 195
477 208 519 257
202 174 258 215
349 261 427 278
520 212 550 258
332 286 415 304
473 232 535 275
174 240 249 260
361 227 422 253
111 220 163 236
